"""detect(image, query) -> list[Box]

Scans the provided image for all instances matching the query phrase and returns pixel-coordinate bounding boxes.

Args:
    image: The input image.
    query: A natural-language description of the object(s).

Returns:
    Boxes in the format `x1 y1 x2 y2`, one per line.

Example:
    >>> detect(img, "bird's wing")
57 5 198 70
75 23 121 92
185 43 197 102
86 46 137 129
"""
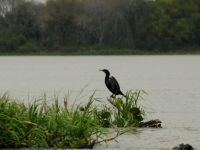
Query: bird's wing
109 76 120 93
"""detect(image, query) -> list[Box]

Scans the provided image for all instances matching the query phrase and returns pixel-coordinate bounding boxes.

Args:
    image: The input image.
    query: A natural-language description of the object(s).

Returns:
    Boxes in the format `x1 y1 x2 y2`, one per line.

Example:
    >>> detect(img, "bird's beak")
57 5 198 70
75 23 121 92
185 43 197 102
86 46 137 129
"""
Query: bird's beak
99 69 103 71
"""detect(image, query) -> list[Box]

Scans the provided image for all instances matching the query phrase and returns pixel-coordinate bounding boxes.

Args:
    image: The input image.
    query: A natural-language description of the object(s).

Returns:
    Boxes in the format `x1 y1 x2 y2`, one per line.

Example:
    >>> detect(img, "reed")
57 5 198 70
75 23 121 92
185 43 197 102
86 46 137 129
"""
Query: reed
0 93 104 148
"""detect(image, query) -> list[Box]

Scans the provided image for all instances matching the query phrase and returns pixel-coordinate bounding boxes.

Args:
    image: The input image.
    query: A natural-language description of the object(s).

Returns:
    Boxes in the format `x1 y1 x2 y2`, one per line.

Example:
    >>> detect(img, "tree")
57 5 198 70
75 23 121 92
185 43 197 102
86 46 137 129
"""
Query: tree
137 0 200 50
44 0 78 49
0 0 44 52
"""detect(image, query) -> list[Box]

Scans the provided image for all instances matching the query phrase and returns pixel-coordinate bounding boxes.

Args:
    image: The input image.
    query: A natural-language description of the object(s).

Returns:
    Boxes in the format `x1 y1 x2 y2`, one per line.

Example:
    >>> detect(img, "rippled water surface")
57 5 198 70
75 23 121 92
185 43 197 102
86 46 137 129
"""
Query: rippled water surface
0 56 200 149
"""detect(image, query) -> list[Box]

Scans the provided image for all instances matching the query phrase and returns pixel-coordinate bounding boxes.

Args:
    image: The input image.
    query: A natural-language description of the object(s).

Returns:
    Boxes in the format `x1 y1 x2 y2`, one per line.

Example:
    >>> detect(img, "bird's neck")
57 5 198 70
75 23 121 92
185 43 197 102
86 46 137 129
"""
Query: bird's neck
105 74 110 81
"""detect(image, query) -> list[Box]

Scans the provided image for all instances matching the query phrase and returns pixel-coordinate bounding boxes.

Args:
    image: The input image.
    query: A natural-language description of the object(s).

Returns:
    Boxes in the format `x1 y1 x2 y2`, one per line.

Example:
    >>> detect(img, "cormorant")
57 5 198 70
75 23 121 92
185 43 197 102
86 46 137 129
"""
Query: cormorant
100 69 126 97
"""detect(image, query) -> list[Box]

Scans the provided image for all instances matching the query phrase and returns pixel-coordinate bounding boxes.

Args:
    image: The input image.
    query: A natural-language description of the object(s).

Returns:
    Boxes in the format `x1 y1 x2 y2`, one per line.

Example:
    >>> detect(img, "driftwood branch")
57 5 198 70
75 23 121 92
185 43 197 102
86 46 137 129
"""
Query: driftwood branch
95 130 125 144
77 129 130 149
138 119 162 128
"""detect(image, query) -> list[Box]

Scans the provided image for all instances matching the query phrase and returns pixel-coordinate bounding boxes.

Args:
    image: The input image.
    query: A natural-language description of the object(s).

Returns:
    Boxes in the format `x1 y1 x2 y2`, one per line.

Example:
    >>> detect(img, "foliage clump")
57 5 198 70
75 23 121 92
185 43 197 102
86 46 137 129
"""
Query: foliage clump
0 90 145 148
0 94 103 148
95 90 145 128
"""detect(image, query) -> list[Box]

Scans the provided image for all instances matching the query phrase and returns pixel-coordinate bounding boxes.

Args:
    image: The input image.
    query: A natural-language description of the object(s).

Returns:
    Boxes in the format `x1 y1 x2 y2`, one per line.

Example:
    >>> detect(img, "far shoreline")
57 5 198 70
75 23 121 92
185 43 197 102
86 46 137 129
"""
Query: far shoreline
0 48 200 56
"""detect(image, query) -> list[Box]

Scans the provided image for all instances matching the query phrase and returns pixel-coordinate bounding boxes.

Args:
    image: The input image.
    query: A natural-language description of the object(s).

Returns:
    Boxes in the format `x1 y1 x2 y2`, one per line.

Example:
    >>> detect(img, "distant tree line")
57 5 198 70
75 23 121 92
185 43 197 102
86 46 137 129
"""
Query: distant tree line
0 0 200 53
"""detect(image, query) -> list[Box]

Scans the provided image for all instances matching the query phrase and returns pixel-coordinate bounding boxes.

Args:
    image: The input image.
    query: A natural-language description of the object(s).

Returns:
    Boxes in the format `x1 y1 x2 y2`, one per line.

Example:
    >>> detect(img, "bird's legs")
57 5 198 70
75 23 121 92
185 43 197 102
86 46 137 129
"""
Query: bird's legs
110 94 116 98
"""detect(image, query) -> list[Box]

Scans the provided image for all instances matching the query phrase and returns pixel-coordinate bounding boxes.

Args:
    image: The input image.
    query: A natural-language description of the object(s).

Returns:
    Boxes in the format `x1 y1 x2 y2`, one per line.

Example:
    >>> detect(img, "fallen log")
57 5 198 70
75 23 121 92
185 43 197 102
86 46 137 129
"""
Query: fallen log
138 119 162 128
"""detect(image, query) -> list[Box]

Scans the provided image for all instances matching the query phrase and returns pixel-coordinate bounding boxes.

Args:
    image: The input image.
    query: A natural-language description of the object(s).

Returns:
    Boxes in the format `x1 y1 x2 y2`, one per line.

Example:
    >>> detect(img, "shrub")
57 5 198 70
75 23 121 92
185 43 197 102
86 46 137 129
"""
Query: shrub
17 41 42 53
95 90 145 128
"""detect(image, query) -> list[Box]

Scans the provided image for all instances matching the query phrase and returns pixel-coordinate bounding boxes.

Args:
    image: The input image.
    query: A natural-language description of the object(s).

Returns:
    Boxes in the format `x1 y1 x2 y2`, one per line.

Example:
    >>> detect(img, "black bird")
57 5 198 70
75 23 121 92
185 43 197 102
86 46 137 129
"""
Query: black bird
100 69 125 97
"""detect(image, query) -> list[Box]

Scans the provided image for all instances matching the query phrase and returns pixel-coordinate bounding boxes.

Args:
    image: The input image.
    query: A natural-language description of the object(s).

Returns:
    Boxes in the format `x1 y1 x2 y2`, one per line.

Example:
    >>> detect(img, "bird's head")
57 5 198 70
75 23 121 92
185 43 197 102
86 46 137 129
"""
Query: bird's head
100 69 110 76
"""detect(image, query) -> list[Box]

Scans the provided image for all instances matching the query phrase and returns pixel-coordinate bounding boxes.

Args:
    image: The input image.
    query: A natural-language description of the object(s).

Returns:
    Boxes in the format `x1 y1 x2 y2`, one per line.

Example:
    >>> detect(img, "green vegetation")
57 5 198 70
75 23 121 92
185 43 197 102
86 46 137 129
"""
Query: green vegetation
1 48 200 56
0 90 144 148
0 0 200 55
96 90 145 128
0 93 103 148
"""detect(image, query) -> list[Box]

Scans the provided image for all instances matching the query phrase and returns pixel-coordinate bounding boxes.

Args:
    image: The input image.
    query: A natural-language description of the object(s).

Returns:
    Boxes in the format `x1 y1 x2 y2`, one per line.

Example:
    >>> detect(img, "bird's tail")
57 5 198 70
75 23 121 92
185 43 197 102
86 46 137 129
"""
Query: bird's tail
119 91 126 98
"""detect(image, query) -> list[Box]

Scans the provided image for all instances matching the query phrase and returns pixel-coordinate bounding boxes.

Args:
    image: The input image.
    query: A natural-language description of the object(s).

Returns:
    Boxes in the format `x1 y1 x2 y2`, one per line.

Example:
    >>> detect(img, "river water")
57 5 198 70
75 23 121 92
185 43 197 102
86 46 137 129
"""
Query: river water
0 56 200 149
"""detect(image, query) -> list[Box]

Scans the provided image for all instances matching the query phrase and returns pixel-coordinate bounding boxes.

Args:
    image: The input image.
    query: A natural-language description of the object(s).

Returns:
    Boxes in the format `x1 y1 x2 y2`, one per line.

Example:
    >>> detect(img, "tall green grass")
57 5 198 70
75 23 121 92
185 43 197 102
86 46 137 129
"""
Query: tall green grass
0 90 145 148
0 93 104 148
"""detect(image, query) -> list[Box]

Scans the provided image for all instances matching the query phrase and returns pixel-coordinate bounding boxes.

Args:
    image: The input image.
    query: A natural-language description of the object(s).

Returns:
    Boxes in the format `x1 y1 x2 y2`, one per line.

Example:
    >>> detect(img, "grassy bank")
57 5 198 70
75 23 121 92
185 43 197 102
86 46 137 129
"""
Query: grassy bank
0 48 200 56
0 90 144 148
